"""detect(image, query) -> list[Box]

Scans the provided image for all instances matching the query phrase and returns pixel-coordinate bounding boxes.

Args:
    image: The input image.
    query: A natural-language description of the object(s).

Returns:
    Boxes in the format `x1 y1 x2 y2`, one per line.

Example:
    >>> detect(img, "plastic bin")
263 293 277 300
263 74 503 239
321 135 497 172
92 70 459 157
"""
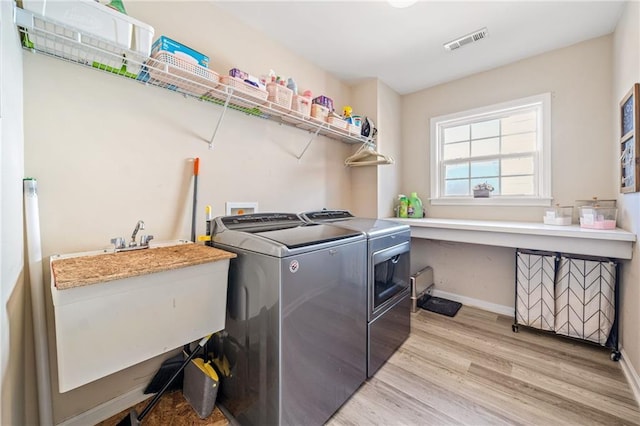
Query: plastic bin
327 116 348 131
22 0 154 56
579 206 617 230
219 75 268 105
183 357 219 419
291 95 311 118
142 51 219 96
311 104 329 122
151 35 209 68
266 83 293 112
543 205 573 225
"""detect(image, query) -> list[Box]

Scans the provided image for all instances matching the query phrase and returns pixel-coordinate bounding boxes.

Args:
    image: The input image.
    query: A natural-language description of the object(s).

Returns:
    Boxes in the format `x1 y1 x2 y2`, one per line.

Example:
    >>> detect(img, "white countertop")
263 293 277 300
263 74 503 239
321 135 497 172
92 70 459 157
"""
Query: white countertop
389 218 636 259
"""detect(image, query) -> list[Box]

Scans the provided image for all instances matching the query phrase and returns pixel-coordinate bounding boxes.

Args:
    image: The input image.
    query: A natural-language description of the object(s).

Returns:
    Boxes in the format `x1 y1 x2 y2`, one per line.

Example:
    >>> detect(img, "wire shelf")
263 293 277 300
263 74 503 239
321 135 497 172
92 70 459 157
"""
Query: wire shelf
14 6 372 149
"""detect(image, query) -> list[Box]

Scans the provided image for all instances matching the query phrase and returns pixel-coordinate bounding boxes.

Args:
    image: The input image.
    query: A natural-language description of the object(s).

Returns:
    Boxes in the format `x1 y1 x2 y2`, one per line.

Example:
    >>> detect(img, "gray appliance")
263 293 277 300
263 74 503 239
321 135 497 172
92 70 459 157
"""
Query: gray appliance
209 213 367 426
300 210 411 377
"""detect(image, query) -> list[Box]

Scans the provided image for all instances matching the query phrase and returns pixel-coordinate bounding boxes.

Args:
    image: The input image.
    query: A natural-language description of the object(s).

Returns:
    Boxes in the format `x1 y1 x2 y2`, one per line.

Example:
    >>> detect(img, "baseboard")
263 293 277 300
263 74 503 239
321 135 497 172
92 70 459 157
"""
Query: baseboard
432 289 514 317
57 384 149 426
620 347 640 407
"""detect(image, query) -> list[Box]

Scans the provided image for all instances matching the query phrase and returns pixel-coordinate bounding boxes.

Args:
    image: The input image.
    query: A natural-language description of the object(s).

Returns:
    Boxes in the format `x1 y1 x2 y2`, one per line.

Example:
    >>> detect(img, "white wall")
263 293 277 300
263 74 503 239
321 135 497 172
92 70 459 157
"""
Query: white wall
21 2 360 422
404 35 614 309
612 0 640 392
1 0 32 424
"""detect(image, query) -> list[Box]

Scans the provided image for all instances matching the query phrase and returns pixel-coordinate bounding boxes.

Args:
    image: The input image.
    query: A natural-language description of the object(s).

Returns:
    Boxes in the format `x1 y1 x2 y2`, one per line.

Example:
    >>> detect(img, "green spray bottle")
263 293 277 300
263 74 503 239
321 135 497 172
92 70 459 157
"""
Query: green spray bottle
398 195 409 218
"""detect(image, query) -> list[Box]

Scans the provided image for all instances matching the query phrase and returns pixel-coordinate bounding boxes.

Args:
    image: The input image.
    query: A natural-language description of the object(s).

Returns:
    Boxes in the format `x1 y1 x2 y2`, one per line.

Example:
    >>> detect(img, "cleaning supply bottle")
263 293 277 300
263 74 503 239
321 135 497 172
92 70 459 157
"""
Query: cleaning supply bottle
408 192 423 218
398 195 409 218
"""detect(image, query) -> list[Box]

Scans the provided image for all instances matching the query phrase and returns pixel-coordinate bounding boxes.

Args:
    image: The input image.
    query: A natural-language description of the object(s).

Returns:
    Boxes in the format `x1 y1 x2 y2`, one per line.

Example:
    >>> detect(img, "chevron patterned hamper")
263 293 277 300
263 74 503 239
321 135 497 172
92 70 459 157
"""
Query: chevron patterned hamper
516 250 557 331
554 256 617 345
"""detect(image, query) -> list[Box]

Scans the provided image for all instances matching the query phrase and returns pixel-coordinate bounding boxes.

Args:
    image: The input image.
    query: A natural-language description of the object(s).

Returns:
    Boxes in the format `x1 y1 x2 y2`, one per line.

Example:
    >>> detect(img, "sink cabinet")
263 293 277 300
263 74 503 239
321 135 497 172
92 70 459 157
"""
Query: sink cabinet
50 241 235 392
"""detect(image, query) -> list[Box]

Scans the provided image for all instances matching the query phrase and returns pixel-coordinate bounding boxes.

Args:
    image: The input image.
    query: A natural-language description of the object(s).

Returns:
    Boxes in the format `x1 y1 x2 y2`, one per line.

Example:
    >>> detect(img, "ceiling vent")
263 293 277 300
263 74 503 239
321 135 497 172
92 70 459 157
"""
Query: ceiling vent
444 27 488 51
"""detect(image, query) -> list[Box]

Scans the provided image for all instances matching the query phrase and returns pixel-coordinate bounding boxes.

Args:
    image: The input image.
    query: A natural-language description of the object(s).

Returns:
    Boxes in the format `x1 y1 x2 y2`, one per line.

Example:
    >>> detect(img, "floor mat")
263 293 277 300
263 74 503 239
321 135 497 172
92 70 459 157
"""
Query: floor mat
418 296 462 317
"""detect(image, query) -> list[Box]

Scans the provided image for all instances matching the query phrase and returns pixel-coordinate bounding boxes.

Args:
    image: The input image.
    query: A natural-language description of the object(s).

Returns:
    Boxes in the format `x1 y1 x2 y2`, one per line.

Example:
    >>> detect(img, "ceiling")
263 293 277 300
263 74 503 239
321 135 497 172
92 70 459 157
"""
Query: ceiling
213 1 625 95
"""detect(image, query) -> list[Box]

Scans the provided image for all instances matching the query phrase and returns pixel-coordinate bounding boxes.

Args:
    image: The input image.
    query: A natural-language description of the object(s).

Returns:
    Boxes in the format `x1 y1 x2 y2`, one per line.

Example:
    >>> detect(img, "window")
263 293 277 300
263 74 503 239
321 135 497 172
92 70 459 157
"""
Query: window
430 93 552 206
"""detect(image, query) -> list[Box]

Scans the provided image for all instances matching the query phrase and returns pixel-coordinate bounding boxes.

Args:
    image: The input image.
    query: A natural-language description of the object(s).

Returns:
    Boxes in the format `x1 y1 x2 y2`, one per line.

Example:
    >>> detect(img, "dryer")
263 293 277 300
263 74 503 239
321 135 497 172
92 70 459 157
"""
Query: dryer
300 210 411 377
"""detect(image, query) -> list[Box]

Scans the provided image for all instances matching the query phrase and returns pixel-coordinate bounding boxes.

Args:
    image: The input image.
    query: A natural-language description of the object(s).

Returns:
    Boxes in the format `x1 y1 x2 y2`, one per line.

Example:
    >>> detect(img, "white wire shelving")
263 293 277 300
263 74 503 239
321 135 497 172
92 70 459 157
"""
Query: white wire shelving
14 6 372 156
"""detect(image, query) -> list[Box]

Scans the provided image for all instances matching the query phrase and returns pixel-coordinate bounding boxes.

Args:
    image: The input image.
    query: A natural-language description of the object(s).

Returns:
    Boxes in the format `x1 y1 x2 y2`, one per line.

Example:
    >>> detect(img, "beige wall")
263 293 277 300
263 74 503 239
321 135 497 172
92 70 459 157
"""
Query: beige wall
1 0 35 424
22 2 359 422
377 80 402 218
613 0 640 390
403 35 614 221
404 36 614 308
350 79 380 218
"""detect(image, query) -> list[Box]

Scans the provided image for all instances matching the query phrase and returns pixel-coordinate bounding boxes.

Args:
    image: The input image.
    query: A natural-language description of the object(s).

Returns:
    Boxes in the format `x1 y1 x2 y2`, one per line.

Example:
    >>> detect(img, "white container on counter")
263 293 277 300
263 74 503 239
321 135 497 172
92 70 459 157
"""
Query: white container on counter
543 205 573 226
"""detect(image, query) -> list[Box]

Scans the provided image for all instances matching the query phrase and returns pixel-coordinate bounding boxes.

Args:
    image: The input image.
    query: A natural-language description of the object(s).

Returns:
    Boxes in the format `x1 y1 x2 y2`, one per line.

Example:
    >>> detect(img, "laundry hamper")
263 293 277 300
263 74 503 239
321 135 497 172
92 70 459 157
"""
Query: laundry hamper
554 255 617 347
512 250 620 361
514 250 557 332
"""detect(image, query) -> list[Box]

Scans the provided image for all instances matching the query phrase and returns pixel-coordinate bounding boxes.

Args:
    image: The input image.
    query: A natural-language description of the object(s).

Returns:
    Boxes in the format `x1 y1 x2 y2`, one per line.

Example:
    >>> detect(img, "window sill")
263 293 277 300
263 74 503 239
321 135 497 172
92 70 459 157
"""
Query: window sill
430 197 553 207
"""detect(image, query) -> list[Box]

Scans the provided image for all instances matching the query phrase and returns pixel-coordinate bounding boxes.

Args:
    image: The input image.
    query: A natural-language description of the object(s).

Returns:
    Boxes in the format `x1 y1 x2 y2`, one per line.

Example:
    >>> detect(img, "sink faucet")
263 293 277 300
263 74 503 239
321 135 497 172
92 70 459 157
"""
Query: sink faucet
110 220 153 252
130 220 145 247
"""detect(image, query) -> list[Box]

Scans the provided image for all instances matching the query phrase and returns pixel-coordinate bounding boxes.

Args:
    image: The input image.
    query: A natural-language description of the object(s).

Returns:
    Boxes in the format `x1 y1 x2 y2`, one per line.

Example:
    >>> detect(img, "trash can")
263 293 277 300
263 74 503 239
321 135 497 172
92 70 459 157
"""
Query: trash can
183 357 219 419
411 266 434 313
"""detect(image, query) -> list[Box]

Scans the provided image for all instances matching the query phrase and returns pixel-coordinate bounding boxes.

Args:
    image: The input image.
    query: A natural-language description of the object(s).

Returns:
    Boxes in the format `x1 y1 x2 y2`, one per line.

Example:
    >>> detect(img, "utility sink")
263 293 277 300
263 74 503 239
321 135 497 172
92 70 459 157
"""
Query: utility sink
49 240 236 393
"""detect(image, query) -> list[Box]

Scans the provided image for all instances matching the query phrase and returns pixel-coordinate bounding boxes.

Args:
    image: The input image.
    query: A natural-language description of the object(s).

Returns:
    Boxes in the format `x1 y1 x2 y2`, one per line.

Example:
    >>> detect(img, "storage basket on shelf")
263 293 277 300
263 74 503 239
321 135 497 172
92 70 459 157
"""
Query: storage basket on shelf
142 51 219 96
291 95 312 118
219 75 268 105
22 0 154 56
266 83 293 113
348 123 361 135
327 116 348 132
310 104 330 122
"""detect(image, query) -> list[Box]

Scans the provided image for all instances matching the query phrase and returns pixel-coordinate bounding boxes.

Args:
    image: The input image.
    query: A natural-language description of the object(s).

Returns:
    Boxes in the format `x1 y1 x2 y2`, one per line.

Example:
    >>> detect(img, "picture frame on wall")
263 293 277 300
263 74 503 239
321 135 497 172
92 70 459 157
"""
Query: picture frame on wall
620 83 640 193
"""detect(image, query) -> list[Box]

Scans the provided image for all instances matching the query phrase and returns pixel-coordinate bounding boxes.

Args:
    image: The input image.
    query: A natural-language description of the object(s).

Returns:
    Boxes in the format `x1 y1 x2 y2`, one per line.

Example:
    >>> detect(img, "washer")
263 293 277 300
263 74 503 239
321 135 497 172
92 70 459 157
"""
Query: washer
210 213 367 426
300 210 411 377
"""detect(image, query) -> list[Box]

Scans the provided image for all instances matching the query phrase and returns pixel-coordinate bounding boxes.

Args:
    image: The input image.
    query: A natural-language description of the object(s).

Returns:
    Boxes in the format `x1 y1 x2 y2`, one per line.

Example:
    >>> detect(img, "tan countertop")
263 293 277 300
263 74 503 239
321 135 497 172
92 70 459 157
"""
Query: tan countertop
51 244 236 290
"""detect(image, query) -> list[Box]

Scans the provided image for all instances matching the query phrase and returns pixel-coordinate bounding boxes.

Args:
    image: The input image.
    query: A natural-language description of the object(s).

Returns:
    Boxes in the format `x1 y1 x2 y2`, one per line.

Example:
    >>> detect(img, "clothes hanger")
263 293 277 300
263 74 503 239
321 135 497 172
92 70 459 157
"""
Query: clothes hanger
344 142 394 167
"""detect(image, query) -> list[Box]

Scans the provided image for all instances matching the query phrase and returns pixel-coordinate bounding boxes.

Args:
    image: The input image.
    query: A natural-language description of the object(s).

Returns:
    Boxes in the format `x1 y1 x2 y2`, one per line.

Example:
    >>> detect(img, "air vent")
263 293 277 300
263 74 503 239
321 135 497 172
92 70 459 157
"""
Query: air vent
444 27 488 51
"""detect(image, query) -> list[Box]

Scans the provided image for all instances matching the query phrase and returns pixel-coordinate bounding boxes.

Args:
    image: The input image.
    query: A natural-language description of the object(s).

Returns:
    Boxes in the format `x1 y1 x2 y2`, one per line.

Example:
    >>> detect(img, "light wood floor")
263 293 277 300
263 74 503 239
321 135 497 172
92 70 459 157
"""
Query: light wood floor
101 305 639 425
327 305 640 425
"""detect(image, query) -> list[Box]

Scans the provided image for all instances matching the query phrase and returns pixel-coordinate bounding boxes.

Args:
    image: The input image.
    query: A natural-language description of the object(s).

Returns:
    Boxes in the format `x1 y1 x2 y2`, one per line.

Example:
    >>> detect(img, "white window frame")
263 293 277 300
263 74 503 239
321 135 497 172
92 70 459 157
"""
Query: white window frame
430 93 552 206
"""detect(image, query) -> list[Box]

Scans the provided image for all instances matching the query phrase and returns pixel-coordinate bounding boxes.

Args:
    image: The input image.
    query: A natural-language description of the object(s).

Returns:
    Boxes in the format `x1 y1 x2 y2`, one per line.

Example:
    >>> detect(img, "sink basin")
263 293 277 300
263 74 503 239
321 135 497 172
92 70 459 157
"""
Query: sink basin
50 240 235 392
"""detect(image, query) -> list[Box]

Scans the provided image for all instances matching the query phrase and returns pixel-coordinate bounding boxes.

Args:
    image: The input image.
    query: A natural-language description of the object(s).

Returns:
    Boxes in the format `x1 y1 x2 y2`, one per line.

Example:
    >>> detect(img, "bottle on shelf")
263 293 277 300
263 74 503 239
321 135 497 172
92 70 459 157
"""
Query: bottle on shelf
398 195 409 218
408 192 423 218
